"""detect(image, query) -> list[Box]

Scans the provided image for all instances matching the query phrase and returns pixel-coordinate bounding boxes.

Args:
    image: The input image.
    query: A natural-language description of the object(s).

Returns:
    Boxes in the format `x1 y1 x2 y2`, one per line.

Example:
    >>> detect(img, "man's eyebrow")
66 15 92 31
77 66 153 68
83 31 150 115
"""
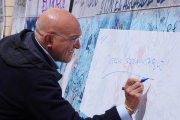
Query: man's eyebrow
70 33 82 38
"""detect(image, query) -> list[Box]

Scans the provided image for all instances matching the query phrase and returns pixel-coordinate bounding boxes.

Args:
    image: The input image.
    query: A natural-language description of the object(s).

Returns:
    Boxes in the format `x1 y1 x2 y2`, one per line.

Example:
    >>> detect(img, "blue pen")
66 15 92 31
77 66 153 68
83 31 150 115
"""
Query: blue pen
122 78 149 90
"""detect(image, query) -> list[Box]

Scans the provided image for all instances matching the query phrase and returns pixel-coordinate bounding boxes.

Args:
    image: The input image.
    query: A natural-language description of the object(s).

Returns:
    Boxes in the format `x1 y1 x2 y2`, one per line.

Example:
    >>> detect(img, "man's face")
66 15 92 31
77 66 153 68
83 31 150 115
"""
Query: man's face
50 25 81 63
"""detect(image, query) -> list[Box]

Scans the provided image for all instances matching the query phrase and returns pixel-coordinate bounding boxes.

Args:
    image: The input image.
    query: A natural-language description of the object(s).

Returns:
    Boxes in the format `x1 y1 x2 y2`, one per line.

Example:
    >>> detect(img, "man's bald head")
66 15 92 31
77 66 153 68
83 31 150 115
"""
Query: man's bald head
36 8 80 35
34 8 81 63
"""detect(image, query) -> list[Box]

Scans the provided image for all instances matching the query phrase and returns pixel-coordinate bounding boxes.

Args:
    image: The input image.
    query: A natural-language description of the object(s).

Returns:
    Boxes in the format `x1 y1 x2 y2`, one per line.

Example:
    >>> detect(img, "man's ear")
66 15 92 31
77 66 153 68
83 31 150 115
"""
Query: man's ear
44 34 53 47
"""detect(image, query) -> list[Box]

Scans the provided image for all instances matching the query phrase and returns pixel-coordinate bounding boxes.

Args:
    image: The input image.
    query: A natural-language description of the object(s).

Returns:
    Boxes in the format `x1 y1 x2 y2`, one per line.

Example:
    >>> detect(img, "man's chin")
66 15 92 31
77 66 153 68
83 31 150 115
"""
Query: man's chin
64 61 70 63
64 58 73 63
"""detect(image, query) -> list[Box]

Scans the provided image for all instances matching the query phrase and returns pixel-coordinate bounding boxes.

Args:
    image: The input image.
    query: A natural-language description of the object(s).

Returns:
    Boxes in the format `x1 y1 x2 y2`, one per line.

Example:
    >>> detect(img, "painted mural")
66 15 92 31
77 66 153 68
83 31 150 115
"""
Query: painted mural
38 0 71 15
63 6 180 119
72 0 180 18
13 0 27 18
25 17 38 31
12 0 71 35
11 0 27 35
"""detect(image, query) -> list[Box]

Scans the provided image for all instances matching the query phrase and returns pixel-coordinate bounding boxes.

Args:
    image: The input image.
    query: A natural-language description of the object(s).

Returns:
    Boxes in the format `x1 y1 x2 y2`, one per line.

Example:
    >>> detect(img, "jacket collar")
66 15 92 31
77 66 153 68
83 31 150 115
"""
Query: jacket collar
0 29 62 81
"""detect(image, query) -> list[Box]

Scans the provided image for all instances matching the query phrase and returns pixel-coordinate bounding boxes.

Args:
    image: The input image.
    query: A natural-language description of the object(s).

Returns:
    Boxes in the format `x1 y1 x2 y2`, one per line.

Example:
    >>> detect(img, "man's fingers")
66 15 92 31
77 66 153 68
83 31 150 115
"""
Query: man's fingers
124 78 144 111
134 84 144 94
126 78 140 86
125 82 144 95
125 80 142 91
132 82 144 90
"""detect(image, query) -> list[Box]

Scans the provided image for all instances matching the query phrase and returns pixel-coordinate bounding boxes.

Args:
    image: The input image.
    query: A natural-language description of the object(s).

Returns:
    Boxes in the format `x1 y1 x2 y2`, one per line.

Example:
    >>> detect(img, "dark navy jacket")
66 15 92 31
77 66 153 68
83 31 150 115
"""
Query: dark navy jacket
0 29 121 120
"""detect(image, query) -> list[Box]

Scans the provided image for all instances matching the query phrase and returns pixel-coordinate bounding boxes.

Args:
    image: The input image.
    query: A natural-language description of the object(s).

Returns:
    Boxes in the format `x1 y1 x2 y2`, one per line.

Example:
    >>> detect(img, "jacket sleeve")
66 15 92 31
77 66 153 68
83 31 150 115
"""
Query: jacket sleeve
25 75 121 120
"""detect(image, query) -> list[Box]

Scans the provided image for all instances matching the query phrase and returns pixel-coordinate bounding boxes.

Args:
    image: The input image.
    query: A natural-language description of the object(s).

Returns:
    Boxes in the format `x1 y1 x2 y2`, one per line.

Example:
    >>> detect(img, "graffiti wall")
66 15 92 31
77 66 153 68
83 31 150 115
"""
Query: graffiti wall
62 5 180 119
11 0 26 35
25 17 38 31
38 0 70 15
11 0 71 34
72 0 180 17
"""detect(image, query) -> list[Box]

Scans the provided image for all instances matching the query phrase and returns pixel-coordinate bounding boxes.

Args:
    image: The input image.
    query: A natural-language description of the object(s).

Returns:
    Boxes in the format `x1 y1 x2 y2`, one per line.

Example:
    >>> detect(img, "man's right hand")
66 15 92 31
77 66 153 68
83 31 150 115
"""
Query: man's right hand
124 78 144 115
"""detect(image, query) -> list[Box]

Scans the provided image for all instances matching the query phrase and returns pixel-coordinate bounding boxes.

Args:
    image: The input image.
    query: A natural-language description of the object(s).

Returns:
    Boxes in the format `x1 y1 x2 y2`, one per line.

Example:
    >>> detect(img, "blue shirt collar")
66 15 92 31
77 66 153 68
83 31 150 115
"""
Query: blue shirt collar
34 37 59 69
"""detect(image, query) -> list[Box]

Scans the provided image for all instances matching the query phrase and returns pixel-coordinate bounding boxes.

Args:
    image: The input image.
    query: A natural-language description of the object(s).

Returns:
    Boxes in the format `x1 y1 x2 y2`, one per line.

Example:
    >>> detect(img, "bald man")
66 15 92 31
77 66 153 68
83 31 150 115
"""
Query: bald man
0 8 144 120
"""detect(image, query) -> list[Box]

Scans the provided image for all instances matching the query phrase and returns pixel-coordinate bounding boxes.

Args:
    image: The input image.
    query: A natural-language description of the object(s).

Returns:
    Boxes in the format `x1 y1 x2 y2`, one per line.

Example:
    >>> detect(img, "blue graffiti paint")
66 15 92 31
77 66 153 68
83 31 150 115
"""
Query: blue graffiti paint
147 0 153 6
123 0 154 10
114 0 122 11
157 0 165 4
102 55 166 73
102 70 154 79
25 17 38 31
86 0 98 7
100 0 115 13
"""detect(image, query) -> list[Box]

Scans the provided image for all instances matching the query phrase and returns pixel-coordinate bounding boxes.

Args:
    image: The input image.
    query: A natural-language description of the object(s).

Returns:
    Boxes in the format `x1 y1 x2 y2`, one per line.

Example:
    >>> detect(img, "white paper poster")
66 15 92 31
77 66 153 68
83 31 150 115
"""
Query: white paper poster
81 29 180 120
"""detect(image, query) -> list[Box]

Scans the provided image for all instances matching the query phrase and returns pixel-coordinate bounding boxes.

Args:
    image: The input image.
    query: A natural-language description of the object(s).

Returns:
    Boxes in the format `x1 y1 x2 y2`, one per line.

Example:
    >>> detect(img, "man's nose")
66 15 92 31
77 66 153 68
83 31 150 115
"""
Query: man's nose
73 39 81 49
